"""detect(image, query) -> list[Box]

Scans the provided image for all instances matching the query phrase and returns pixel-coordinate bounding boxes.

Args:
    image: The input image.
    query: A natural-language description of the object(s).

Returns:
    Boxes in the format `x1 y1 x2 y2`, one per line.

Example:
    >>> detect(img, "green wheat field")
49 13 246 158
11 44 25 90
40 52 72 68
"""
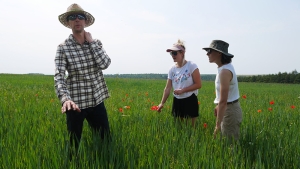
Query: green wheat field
0 74 299 169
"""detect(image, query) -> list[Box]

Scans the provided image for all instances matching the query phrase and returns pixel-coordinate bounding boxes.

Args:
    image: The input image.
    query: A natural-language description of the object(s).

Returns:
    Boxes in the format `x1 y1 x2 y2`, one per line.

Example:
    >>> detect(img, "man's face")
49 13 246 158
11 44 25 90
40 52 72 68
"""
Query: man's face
67 14 86 33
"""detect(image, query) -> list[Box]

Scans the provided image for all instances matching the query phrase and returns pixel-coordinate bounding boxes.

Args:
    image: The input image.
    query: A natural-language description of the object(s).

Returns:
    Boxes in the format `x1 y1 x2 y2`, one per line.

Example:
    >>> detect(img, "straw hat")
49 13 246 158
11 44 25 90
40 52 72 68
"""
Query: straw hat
58 3 95 28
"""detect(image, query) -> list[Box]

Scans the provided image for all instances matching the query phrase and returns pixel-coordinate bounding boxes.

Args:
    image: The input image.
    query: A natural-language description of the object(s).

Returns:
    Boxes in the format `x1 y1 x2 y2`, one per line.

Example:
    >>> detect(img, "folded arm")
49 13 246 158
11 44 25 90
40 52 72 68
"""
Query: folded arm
89 39 111 70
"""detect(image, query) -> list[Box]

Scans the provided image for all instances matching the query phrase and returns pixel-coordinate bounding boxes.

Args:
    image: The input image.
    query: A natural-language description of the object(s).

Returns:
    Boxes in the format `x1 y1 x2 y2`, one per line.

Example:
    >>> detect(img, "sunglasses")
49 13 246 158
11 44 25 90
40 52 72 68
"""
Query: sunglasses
170 51 179 56
206 49 213 54
67 14 86 21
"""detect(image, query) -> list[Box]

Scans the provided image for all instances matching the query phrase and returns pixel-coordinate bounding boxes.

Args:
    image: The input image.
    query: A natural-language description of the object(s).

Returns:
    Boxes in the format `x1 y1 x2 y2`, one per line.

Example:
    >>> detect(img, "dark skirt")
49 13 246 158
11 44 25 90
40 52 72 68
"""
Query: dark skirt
172 93 199 118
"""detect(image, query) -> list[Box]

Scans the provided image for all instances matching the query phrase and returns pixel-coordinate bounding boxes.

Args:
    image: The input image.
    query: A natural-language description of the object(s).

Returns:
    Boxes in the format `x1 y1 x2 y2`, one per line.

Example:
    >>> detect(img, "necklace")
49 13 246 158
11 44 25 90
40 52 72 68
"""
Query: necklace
176 60 187 68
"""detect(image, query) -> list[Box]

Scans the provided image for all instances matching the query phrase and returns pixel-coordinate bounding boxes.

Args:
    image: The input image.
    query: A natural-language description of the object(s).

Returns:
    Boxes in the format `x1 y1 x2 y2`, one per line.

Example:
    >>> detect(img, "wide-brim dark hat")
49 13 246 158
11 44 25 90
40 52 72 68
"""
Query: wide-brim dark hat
58 3 95 28
203 40 234 58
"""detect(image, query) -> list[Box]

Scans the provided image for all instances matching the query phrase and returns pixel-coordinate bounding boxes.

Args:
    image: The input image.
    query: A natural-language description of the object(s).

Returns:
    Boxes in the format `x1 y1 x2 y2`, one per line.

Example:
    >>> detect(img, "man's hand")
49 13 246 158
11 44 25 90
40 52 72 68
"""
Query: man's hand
61 100 81 113
84 31 93 43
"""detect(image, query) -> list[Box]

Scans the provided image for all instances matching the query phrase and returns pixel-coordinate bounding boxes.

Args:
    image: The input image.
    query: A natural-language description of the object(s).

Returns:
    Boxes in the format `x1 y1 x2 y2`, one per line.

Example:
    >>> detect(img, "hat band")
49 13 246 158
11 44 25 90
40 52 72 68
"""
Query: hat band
211 45 228 53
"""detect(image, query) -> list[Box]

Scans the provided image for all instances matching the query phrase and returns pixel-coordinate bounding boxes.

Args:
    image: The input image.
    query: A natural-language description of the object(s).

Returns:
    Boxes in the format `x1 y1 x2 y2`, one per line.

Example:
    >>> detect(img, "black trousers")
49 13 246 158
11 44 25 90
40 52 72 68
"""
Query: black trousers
66 102 110 150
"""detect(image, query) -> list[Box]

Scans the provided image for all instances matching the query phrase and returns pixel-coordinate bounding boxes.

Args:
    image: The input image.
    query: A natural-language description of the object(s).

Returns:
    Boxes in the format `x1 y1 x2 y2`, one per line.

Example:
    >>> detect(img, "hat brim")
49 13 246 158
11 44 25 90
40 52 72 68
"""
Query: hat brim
166 46 182 52
58 11 95 28
203 47 234 58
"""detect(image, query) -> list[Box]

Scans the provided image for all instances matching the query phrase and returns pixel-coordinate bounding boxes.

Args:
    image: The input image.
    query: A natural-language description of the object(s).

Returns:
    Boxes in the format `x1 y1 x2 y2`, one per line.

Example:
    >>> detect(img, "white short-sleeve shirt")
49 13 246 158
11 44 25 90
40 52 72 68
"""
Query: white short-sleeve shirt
168 61 199 99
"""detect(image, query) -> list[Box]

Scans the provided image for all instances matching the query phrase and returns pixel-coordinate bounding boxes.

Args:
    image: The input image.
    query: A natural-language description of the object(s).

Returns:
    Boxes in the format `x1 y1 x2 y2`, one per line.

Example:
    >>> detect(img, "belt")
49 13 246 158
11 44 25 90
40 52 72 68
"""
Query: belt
216 99 239 105
227 99 239 104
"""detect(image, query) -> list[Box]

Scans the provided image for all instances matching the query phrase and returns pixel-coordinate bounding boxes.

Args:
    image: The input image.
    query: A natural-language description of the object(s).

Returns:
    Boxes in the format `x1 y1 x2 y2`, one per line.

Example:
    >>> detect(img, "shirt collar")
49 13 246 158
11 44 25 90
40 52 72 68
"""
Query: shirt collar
67 34 89 45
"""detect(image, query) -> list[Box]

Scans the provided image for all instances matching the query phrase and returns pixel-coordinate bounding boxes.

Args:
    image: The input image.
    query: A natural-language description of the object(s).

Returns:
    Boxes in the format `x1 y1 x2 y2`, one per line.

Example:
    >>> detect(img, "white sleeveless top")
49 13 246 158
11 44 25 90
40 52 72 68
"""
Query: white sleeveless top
168 61 199 99
214 63 240 104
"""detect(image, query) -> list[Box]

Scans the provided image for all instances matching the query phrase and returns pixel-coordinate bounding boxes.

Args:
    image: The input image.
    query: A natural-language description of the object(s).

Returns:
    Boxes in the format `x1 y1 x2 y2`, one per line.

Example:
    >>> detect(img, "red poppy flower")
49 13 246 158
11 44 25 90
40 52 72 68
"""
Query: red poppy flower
203 123 207 128
291 105 296 109
269 100 275 105
257 109 262 113
119 108 123 113
124 106 130 109
198 101 200 105
151 106 159 111
242 95 247 99
268 107 272 111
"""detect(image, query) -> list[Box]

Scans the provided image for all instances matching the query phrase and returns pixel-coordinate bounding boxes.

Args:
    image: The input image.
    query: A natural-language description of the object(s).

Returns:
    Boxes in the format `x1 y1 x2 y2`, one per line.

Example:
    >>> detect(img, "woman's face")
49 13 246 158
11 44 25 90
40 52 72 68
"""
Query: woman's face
170 50 184 62
206 49 221 63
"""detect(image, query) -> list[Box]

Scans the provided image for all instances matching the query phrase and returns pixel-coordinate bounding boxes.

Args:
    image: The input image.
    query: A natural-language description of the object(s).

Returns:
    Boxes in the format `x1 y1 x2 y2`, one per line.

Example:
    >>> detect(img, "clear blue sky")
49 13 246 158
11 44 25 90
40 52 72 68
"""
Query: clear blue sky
0 0 299 75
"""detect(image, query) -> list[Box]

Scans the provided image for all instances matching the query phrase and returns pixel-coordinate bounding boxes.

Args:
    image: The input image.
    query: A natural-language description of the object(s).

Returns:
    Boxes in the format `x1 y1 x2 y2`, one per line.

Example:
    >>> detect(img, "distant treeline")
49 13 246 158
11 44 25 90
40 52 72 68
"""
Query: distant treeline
105 73 216 81
105 70 300 84
238 70 300 84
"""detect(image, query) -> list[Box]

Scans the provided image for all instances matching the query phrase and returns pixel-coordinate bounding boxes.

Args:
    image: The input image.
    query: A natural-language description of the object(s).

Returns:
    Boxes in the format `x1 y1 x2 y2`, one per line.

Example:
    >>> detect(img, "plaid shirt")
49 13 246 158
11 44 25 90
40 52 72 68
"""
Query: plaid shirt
54 34 111 109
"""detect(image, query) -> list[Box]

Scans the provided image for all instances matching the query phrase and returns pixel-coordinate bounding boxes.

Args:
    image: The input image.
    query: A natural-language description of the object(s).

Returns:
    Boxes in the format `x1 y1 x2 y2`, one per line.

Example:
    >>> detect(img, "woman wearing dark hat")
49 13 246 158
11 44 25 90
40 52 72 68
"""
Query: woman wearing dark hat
203 40 242 141
157 39 202 127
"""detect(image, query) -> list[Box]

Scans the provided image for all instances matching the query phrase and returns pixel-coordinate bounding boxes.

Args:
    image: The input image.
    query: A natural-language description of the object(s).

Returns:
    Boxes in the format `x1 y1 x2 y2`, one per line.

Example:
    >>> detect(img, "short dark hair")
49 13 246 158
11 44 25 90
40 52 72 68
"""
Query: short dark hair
221 53 232 64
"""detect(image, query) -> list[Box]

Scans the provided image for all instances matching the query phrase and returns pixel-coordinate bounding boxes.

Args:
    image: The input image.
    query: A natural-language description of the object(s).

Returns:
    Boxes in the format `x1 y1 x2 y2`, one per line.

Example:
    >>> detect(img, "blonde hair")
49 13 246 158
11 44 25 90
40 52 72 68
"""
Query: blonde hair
175 39 186 51
175 39 186 65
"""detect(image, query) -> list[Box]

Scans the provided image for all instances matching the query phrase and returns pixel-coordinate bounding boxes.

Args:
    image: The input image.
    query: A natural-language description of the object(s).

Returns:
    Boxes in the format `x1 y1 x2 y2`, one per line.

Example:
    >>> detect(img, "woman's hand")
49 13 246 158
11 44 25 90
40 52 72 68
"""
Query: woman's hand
173 89 184 95
157 103 164 112
213 123 221 139
214 106 218 117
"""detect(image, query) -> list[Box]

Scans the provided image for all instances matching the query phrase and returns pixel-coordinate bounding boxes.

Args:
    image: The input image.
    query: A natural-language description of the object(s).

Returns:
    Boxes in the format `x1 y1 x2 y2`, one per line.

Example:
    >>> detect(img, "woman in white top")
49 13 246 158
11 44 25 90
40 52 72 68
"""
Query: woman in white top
157 39 202 127
203 40 242 141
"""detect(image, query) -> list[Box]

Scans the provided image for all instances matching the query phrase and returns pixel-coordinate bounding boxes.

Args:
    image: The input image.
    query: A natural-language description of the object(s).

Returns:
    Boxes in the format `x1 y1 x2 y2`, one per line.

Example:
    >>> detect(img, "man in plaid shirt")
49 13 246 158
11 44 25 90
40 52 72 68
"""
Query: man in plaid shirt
54 4 111 153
